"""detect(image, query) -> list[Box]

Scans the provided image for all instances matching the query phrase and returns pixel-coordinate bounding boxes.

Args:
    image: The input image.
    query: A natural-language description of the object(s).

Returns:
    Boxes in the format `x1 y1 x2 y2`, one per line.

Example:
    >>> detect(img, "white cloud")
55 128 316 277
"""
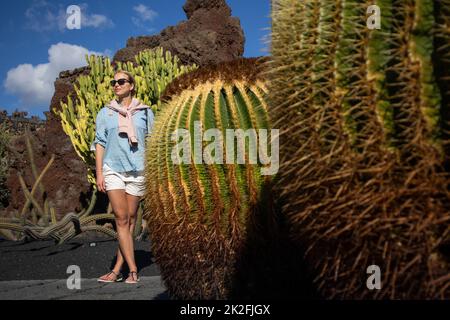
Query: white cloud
133 4 158 21
132 4 158 31
24 0 64 32
4 43 110 107
25 0 113 32
82 13 113 28
79 3 114 29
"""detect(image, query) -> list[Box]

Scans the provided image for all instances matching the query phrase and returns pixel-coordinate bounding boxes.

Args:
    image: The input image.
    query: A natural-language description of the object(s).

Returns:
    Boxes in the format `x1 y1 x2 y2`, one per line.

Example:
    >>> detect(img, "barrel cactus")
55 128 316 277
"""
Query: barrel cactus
143 58 292 299
268 0 450 298
54 47 197 187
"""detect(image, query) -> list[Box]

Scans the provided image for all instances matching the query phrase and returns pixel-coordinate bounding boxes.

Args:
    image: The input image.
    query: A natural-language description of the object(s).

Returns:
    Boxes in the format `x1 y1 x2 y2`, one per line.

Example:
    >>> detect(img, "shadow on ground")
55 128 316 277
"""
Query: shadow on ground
0 237 159 281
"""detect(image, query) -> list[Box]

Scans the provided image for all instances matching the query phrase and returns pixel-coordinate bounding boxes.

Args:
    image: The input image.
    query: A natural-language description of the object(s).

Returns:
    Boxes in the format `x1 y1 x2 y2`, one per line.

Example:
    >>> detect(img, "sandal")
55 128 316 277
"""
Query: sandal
97 270 123 283
125 271 140 284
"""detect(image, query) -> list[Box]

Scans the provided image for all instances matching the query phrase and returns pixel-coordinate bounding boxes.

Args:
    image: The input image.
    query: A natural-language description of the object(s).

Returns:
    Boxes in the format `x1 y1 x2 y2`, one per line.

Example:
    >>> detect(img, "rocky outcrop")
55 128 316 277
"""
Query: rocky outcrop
2 66 94 219
4 130 92 219
113 0 245 67
0 110 46 135
1 0 245 218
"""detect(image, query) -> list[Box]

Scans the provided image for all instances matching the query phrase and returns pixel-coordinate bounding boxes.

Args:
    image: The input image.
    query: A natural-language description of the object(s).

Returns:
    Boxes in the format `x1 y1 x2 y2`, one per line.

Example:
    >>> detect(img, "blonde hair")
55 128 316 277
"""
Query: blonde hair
114 70 136 96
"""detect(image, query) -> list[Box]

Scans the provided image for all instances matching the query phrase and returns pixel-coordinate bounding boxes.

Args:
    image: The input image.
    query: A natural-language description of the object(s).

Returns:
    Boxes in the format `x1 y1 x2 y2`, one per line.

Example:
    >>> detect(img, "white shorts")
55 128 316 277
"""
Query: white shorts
103 163 146 197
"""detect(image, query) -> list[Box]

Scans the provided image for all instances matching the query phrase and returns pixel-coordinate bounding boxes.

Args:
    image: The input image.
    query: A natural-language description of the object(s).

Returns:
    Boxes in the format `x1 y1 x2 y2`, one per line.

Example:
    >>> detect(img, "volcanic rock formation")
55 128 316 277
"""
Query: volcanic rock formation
114 0 245 67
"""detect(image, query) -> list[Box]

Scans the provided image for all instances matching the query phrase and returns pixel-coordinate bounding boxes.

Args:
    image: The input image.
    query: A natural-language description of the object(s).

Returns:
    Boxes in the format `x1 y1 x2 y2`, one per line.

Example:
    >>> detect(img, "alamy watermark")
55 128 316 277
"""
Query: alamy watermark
171 121 279 176
66 5 81 30
66 265 81 290
366 265 381 290
367 5 381 30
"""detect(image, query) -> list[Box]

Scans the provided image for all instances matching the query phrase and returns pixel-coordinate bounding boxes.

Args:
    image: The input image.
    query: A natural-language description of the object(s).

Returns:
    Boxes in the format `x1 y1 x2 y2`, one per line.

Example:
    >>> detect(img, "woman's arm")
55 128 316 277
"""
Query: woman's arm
95 141 106 193
92 108 108 193
95 143 105 172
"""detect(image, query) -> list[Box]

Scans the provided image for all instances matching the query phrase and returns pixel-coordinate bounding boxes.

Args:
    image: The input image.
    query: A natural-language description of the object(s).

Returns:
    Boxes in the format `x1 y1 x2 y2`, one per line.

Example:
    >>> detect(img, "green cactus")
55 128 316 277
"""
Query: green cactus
0 213 117 244
54 48 197 187
268 0 450 299
143 58 278 299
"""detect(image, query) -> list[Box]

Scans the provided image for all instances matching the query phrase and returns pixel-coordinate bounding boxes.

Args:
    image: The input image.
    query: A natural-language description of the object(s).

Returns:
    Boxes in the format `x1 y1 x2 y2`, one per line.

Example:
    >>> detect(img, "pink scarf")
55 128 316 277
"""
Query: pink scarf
107 98 150 146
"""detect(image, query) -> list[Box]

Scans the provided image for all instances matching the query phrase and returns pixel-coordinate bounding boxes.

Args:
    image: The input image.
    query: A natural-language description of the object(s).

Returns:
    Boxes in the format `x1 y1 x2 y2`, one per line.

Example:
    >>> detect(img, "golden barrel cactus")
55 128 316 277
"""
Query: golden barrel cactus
268 0 450 299
143 58 299 299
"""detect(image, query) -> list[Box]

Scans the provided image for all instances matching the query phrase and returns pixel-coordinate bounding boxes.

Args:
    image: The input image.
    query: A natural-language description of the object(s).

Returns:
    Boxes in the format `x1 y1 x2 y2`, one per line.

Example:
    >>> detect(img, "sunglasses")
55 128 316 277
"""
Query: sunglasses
110 78 131 86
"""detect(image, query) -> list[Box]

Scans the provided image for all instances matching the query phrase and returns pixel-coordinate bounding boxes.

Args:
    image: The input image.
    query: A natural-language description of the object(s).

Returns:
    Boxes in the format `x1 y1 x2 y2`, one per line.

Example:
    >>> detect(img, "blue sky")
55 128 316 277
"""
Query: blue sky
0 0 271 119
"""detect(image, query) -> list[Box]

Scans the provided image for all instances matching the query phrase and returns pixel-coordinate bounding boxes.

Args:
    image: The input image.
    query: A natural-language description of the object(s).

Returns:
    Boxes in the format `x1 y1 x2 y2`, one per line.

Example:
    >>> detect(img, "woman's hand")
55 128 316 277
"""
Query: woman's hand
96 171 106 193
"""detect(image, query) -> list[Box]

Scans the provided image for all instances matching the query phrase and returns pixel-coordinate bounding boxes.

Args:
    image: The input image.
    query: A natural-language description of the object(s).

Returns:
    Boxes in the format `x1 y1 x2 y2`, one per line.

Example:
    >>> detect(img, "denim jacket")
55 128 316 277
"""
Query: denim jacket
90 106 155 173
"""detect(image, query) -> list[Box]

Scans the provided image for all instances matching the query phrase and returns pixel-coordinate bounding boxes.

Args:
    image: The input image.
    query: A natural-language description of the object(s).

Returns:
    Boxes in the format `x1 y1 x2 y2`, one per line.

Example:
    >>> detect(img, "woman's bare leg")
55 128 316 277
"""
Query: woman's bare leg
107 189 138 274
112 195 141 273
124 193 142 282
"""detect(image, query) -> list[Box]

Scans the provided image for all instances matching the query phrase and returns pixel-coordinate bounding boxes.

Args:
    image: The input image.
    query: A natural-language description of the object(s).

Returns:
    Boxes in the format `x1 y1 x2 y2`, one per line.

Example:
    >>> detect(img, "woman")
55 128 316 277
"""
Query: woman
91 70 154 284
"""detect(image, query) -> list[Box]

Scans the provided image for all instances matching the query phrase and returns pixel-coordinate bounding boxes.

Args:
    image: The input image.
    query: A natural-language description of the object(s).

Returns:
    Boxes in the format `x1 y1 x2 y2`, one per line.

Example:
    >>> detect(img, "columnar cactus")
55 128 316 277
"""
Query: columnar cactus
143 58 280 299
55 48 197 186
268 0 450 299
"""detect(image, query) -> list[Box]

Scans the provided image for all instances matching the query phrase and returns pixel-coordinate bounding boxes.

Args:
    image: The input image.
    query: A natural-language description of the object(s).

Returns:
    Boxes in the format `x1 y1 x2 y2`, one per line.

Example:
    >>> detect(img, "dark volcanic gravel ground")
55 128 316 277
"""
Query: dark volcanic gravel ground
0 235 160 281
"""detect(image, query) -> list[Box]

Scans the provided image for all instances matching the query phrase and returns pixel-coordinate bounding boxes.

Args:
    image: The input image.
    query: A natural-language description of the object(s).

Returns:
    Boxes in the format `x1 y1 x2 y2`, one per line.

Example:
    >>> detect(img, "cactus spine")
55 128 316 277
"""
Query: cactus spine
268 0 450 299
